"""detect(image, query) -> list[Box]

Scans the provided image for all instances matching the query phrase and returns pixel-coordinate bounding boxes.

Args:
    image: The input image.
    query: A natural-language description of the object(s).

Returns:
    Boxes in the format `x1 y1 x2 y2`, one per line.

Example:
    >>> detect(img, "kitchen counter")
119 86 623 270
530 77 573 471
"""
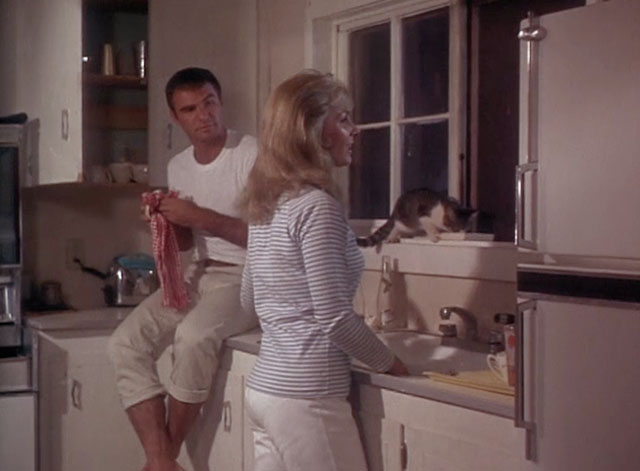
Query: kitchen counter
226 328 514 419
27 308 514 419
25 307 133 331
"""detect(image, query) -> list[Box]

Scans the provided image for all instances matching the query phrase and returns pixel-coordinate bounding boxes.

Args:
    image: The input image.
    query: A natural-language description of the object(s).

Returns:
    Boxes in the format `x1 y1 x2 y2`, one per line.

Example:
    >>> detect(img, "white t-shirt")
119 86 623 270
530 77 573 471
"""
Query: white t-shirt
167 129 257 265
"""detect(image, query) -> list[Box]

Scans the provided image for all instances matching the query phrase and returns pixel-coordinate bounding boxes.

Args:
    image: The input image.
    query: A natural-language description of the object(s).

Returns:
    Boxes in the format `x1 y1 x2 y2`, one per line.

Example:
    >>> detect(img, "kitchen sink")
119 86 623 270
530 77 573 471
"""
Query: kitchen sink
353 330 489 376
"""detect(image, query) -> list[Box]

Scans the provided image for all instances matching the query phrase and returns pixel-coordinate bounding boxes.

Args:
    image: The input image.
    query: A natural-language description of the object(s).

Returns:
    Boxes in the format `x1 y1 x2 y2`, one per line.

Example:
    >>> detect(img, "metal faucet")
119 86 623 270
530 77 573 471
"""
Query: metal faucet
438 306 478 341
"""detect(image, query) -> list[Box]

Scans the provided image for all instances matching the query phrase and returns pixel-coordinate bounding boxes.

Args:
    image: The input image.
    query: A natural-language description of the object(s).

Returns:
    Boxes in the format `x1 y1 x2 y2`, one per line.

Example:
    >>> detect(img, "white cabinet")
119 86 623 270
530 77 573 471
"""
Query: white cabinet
14 0 83 185
1 0 149 185
0 393 36 471
356 407 403 471
518 297 640 471
356 383 529 471
158 347 256 471
147 0 258 187
176 369 245 471
37 330 146 471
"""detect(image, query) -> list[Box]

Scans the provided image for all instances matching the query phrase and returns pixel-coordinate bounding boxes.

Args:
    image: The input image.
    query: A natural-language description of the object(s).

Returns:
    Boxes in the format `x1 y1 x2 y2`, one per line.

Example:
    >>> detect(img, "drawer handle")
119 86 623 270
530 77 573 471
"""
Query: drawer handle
223 400 232 431
61 109 69 141
71 379 82 409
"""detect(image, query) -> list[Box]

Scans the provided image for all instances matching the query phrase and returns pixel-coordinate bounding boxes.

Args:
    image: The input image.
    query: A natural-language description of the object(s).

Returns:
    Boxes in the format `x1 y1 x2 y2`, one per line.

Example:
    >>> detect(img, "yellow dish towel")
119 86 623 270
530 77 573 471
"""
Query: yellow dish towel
424 370 515 396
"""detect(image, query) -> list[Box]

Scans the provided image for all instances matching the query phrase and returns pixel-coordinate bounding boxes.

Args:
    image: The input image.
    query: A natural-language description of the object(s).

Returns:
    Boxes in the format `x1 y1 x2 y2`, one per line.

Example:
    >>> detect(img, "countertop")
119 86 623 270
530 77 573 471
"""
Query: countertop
26 308 514 419
226 329 514 419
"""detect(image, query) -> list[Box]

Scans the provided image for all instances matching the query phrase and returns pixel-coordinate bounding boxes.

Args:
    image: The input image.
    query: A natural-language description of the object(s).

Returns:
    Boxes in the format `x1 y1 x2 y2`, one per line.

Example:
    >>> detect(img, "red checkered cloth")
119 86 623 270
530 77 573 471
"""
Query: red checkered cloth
141 190 190 311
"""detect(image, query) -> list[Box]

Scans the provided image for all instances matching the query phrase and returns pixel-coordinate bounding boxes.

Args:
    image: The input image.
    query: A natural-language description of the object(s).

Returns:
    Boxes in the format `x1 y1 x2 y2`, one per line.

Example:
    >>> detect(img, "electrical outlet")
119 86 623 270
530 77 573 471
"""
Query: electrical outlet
65 238 84 270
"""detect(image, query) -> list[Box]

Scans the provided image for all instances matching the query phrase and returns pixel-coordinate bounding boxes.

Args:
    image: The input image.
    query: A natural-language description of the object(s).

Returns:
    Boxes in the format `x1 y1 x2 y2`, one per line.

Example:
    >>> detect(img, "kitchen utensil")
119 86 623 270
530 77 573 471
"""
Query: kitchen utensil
74 254 159 306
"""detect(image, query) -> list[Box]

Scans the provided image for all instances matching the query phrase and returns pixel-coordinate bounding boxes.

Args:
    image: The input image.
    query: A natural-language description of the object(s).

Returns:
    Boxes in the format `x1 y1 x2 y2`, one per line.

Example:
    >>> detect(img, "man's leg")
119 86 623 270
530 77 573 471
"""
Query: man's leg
125 395 180 471
166 396 204 459
108 288 187 471
165 266 258 456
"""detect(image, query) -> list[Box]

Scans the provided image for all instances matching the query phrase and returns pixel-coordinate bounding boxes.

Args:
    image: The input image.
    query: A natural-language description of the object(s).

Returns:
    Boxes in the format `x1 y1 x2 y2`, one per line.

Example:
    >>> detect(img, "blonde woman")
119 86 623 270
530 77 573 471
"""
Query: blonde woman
239 70 408 471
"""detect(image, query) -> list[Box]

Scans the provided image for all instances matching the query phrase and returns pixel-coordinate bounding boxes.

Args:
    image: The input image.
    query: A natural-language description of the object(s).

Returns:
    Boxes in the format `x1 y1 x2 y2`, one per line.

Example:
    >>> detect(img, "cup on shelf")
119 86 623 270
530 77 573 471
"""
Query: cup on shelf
108 162 133 183
89 165 112 184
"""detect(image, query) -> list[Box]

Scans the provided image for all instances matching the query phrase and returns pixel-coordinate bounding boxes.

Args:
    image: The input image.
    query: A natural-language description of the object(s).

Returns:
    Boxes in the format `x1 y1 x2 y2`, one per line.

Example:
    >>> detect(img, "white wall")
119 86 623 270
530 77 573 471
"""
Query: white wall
22 186 153 309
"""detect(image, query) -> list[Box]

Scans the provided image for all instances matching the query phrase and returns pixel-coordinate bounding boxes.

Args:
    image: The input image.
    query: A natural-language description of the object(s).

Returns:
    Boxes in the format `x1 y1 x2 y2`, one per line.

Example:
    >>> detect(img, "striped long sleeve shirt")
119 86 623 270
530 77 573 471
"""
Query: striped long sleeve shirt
241 188 395 398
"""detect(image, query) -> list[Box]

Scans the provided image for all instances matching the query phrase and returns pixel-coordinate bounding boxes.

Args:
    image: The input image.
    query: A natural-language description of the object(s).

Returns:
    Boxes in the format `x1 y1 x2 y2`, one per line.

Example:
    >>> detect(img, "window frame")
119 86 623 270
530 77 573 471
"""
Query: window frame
327 0 468 218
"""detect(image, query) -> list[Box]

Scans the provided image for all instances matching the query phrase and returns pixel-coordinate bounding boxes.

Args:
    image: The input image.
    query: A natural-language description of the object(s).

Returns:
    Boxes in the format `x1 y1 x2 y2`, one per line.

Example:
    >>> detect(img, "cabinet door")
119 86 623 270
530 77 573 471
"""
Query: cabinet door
147 0 258 187
355 384 404 471
525 298 640 471
404 424 525 471
177 369 244 471
0 393 36 471
358 412 403 471
39 332 146 471
16 0 83 185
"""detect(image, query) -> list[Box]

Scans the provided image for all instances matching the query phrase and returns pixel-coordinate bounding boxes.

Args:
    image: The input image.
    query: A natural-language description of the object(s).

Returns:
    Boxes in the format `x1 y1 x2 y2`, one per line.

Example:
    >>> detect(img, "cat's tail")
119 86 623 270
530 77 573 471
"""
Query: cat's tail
356 219 395 248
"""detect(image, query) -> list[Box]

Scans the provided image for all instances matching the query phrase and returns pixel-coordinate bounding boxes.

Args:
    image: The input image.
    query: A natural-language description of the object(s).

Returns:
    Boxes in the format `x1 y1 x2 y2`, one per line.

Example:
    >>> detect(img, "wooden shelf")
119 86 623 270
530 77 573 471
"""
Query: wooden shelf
83 73 147 89
85 105 147 129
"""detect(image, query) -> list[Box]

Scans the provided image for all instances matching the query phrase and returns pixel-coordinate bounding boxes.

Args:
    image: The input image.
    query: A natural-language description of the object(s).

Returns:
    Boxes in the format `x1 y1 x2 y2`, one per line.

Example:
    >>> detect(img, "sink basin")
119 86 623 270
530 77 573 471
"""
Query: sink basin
353 330 488 376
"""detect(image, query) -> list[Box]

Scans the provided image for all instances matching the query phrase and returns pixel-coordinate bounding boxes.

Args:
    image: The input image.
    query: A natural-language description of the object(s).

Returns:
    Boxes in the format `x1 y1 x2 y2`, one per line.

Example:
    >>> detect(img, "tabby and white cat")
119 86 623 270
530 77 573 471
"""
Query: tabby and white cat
356 188 480 249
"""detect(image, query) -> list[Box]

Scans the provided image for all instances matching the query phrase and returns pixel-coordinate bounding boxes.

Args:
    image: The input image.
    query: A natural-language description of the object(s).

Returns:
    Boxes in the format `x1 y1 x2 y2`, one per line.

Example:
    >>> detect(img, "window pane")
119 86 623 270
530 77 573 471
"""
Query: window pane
402 8 449 117
350 23 390 124
349 127 390 218
402 121 448 194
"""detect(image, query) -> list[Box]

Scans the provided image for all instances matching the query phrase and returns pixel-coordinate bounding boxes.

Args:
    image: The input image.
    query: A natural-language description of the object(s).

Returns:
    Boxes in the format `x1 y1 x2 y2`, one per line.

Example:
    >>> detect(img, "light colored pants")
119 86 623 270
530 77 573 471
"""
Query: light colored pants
245 388 368 471
108 264 258 409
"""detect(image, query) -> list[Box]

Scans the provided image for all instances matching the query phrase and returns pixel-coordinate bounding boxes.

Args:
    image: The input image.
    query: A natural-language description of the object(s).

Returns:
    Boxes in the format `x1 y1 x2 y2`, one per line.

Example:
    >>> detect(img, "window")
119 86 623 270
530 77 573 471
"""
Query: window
314 0 584 241
334 0 465 219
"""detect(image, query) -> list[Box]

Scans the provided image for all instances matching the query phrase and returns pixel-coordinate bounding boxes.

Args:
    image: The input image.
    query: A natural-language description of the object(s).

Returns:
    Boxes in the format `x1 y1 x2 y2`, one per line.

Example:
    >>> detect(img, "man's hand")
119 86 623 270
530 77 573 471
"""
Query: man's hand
158 196 202 228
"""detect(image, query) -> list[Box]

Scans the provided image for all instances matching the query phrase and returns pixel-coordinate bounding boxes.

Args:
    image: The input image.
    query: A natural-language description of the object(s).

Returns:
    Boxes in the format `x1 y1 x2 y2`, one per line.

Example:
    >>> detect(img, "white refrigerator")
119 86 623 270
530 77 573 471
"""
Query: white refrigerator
515 1 640 470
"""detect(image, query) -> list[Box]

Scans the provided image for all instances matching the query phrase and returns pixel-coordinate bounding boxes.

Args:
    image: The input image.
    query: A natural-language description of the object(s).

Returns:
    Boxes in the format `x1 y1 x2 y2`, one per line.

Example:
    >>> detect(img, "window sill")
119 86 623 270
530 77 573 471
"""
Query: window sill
359 239 516 282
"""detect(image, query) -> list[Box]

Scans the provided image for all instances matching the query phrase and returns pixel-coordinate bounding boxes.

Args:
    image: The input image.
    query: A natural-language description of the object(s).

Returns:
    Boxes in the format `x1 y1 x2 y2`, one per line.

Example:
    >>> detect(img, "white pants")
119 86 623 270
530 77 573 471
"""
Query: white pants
245 388 368 471
108 264 258 409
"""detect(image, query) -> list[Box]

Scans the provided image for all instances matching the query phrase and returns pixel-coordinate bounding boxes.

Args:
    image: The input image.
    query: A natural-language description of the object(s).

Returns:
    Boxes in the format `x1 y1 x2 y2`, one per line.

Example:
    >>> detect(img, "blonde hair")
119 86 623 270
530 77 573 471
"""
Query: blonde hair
239 70 353 224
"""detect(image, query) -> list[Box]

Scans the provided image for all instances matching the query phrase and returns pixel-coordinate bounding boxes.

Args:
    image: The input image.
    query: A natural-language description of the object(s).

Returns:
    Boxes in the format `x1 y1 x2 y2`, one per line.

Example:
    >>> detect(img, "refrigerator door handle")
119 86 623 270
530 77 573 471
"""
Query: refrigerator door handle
516 298 537 460
518 11 547 166
515 299 536 429
515 163 538 249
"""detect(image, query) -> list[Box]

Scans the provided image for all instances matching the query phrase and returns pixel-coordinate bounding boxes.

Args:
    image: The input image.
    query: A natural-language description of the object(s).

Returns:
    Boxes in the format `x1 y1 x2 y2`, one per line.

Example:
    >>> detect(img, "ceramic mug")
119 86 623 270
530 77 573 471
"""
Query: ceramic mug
487 351 509 384
89 165 112 184
108 162 133 183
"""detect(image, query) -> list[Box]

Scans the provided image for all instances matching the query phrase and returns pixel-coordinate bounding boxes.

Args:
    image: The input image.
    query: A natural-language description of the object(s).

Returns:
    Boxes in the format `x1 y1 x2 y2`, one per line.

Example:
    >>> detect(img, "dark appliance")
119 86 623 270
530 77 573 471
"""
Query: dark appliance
0 123 27 352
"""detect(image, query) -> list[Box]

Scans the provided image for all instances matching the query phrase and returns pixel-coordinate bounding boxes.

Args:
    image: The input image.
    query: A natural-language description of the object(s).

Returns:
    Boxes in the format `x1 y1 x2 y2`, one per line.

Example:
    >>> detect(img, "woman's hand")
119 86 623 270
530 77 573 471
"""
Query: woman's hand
386 356 410 376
